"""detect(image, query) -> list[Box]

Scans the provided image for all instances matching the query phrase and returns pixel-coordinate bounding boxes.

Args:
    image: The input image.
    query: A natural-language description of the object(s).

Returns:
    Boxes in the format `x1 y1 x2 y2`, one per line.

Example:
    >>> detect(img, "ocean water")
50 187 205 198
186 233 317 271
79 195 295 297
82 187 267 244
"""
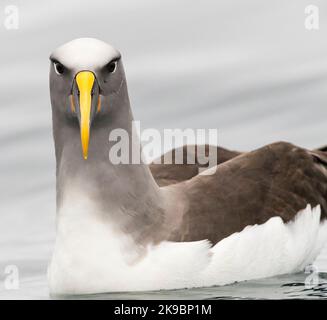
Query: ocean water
1 0 327 299
1 267 327 299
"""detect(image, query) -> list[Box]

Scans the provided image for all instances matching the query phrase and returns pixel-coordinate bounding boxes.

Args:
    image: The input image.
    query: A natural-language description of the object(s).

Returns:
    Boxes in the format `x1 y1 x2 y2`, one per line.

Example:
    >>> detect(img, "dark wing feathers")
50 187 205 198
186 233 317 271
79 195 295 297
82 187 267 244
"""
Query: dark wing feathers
316 145 327 152
168 142 327 244
150 144 241 187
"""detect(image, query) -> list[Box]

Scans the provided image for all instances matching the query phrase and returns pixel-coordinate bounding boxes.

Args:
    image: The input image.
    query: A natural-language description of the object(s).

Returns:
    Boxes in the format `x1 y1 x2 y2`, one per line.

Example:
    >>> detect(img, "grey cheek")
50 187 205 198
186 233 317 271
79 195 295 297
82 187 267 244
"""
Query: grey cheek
104 73 123 95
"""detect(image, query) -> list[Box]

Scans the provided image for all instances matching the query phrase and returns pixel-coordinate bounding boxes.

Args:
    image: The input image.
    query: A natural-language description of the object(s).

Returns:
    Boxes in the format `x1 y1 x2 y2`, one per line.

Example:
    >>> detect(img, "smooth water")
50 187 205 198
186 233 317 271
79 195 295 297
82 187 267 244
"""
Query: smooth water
1 0 327 300
1 268 327 300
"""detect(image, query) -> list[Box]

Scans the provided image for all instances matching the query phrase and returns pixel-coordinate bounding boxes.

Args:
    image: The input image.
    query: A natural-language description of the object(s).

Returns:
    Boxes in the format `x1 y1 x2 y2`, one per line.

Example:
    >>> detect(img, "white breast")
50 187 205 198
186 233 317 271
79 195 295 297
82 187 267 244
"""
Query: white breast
48 201 327 296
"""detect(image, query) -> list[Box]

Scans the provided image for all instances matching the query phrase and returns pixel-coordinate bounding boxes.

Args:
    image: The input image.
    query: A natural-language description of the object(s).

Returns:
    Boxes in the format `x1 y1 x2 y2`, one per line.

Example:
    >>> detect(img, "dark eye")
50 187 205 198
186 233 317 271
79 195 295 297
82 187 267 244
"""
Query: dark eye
107 61 117 73
53 62 65 75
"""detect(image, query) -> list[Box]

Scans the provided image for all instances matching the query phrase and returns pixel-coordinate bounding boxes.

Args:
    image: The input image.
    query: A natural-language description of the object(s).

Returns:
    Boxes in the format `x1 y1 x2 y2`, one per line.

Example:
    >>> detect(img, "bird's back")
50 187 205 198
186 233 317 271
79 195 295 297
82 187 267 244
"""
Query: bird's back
167 141 327 244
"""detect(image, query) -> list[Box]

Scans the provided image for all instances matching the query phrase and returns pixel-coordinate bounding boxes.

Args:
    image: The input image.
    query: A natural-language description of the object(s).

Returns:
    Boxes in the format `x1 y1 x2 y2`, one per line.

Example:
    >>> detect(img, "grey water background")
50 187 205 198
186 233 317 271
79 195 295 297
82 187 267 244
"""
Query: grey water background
0 0 327 299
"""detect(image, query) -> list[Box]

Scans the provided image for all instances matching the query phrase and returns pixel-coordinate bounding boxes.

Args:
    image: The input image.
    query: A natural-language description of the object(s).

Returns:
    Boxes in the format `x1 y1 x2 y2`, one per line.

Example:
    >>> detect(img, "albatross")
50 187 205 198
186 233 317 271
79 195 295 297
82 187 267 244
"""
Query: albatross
48 38 327 296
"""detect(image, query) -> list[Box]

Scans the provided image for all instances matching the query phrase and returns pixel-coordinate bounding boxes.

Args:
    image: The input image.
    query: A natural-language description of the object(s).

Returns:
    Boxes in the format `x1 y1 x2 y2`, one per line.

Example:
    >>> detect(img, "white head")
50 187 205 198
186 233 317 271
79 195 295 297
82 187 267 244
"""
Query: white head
50 38 120 72
49 38 127 160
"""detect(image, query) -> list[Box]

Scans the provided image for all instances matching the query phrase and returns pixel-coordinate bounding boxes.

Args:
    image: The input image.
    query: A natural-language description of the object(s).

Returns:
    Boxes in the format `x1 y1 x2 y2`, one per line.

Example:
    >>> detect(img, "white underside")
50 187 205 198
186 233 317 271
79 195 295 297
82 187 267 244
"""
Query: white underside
48 202 327 296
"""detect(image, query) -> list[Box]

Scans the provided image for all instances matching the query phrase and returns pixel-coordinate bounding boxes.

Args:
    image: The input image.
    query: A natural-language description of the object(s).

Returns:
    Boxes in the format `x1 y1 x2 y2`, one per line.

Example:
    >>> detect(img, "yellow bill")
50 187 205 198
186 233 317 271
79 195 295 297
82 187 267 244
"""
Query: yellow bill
76 71 95 160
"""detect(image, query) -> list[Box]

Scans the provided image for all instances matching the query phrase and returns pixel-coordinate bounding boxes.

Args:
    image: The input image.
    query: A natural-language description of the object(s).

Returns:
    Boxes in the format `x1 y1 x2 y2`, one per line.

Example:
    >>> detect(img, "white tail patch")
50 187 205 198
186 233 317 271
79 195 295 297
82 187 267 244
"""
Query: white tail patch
48 204 327 295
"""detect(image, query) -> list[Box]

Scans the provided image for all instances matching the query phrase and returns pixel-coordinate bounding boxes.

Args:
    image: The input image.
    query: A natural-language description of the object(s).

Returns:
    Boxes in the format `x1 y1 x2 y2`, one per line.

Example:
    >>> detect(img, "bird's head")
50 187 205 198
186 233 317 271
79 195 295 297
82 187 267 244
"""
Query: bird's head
49 38 124 160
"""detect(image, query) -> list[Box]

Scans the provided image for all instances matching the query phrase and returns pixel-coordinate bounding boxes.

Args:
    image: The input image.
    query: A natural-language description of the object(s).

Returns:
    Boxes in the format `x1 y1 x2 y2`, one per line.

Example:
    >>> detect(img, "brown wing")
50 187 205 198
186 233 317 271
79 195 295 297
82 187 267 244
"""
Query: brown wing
317 145 327 152
169 141 327 244
150 144 241 187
